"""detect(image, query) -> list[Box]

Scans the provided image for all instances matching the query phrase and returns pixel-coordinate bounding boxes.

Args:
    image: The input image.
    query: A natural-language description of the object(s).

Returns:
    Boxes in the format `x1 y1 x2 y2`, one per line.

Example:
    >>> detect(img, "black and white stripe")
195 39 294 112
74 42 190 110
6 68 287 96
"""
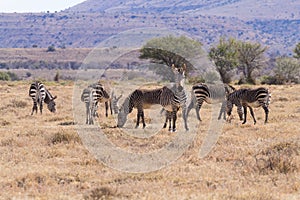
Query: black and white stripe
117 86 180 132
81 82 112 124
226 87 271 124
186 83 235 121
29 81 57 115
89 82 112 117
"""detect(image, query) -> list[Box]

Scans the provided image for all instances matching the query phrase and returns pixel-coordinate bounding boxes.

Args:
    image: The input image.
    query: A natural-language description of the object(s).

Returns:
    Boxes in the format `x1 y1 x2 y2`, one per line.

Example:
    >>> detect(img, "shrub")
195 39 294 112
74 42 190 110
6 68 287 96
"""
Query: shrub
0 71 19 81
260 75 284 85
46 45 56 52
50 130 81 145
255 142 299 174
0 72 11 81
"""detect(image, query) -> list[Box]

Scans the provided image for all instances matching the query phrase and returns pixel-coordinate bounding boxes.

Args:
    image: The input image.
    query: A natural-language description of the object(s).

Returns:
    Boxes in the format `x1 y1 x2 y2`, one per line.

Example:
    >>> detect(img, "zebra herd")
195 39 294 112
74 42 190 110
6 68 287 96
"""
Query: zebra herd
29 65 271 131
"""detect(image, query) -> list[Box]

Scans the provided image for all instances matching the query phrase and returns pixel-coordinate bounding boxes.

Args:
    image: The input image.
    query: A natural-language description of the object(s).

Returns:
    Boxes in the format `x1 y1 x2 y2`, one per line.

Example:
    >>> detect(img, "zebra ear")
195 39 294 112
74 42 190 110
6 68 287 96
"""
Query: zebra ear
171 64 175 71
182 63 187 71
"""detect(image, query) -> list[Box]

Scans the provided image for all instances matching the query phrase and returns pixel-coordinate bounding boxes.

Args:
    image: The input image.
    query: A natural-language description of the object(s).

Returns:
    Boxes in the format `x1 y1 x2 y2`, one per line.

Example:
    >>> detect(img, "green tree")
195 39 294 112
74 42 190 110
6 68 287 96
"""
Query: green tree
275 57 300 83
209 37 238 83
236 41 267 84
293 42 300 59
140 35 203 72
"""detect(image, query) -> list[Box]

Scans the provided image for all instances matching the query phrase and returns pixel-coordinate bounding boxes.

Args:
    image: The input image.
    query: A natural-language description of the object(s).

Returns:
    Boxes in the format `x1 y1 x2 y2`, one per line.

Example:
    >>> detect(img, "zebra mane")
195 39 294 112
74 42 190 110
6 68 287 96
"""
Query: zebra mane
44 88 57 104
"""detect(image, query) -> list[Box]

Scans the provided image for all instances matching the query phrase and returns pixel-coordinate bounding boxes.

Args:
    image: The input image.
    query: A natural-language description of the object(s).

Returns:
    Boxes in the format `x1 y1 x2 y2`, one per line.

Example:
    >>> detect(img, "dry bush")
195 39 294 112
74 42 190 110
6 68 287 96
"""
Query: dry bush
254 142 299 174
50 130 81 145
58 121 76 126
0 119 11 126
84 187 116 200
9 99 28 108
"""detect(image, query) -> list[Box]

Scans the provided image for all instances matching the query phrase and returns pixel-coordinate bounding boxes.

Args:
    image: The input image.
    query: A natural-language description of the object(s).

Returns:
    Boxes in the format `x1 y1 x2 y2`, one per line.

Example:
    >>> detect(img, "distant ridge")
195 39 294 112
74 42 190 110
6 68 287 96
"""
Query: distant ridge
0 0 299 55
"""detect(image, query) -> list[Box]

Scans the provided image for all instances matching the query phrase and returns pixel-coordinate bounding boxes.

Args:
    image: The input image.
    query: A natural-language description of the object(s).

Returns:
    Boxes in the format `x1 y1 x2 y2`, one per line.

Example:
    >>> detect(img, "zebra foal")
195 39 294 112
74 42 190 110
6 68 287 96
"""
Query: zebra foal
226 87 271 124
117 86 180 132
29 81 57 115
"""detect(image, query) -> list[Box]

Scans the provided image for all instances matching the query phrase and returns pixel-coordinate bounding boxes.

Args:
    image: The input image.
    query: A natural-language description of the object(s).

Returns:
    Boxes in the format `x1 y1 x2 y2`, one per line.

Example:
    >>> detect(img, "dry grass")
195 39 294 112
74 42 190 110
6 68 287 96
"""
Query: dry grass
0 81 299 199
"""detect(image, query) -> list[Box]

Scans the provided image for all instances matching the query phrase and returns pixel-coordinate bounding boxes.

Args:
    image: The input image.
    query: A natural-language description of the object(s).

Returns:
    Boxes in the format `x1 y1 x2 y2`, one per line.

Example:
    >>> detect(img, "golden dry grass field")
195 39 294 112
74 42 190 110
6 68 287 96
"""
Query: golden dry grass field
0 81 299 199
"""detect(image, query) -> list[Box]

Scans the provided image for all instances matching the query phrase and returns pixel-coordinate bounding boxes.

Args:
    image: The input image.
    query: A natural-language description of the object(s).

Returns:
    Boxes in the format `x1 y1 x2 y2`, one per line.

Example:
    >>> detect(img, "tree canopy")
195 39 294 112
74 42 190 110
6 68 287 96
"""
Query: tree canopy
209 37 238 83
139 35 204 72
236 41 267 84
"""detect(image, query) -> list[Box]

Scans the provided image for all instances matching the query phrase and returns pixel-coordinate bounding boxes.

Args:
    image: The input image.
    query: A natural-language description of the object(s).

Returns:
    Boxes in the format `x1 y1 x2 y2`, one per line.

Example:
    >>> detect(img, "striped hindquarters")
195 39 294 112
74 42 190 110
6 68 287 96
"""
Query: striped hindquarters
29 81 46 102
192 83 211 104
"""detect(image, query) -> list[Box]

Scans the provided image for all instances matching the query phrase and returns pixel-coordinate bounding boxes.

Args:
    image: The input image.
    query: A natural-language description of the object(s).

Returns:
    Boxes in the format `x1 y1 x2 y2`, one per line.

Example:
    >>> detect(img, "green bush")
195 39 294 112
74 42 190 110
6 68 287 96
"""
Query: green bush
46 45 56 52
0 71 19 81
0 72 11 81
260 75 284 85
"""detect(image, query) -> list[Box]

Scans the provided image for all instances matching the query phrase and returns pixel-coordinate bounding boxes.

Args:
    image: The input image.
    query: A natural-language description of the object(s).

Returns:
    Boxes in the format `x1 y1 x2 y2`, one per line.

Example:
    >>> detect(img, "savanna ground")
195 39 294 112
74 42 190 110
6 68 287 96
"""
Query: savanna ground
0 80 299 199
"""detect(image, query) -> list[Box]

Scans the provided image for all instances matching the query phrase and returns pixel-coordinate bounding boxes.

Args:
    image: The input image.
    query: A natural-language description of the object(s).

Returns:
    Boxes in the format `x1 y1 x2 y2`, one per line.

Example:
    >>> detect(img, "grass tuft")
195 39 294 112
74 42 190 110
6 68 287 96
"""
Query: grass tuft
50 130 81 145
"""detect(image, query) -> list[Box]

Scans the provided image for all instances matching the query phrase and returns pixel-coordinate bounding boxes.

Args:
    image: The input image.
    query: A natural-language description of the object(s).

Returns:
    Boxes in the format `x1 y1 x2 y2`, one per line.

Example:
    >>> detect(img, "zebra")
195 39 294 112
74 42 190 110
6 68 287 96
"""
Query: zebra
88 82 112 118
186 83 235 121
117 86 180 132
81 87 96 124
81 82 112 124
226 87 271 124
29 81 57 115
162 64 189 131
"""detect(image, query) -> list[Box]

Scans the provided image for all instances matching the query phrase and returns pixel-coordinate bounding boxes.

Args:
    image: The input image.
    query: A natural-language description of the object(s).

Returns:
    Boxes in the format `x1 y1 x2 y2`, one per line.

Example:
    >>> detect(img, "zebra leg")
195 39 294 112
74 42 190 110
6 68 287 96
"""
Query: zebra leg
110 101 113 115
163 111 168 129
85 103 89 124
218 101 226 120
105 102 109 117
141 110 146 129
196 104 202 121
171 110 177 132
248 106 256 125
31 101 37 115
182 107 189 131
242 106 247 124
186 100 194 120
226 101 233 123
262 105 269 124
237 106 244 121
39 101 43 114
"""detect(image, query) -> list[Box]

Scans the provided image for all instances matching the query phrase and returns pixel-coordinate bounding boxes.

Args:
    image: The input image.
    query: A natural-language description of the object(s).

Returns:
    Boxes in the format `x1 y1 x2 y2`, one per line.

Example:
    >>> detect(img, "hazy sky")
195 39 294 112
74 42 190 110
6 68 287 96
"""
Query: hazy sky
0 0 86 13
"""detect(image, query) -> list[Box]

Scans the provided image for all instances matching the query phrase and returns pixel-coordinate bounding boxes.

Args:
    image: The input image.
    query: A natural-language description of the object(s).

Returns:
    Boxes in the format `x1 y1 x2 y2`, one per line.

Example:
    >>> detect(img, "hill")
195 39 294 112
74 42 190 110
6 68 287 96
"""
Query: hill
0 0 299 55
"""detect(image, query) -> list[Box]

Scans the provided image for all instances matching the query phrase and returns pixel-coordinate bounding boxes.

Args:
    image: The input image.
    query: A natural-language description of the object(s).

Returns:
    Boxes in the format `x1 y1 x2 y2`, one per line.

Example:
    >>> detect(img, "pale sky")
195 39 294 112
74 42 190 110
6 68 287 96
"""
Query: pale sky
0 0 87 13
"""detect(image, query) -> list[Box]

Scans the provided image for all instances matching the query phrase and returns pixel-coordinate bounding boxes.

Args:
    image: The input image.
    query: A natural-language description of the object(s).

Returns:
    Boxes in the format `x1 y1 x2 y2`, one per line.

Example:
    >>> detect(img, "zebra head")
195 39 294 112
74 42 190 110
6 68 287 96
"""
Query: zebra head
47 96 57 113
171 63 186 86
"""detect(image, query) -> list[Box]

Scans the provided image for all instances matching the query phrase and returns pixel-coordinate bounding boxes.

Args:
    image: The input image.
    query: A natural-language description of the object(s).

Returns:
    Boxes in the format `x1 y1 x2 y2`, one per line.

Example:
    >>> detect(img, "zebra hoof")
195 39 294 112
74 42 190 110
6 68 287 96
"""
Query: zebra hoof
242 121 246 124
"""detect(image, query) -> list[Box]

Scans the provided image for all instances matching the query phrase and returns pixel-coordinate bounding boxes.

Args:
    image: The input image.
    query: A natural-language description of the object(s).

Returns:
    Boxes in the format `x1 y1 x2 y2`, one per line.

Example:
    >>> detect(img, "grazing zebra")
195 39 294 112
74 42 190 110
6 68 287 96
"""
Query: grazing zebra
226 87 271 124
186 83 235 121
81 87 96 124
29 81 57 115
117 86 180 132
